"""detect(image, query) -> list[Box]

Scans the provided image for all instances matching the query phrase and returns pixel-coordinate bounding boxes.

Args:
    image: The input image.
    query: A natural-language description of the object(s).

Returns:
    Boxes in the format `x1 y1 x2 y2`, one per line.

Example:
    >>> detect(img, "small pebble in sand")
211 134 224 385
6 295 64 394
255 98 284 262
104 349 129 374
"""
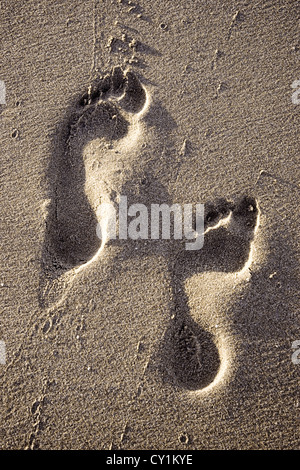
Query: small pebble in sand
179 433 189 444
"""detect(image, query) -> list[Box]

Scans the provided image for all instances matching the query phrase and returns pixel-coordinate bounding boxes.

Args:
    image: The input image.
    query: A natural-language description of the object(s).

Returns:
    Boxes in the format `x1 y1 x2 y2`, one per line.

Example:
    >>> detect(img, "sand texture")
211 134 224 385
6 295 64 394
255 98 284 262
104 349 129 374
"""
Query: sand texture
0 0 299 450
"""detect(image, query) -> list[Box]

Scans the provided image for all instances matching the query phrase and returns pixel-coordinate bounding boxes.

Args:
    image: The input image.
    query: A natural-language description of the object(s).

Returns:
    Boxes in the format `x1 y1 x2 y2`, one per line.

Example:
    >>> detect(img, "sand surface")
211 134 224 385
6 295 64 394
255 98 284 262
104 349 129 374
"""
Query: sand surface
0 0 299 450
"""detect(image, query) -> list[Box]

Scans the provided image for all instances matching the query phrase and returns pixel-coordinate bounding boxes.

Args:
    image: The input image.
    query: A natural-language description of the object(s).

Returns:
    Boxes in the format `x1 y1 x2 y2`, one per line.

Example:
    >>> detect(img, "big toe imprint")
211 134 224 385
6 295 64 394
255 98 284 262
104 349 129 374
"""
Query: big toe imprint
162 196 260 391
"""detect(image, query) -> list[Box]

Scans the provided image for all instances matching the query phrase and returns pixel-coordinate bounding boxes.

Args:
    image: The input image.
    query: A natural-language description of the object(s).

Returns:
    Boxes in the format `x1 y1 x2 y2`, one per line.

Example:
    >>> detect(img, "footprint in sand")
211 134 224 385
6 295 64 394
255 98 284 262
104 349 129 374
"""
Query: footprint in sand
40 67 148 307
162 195 260 391
40 66 260 394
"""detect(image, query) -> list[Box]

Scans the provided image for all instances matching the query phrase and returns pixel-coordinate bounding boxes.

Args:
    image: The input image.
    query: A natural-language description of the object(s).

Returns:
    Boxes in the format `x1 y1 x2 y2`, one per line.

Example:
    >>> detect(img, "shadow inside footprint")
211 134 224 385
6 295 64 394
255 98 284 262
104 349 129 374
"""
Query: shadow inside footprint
162 295 221 391
44 102 128 273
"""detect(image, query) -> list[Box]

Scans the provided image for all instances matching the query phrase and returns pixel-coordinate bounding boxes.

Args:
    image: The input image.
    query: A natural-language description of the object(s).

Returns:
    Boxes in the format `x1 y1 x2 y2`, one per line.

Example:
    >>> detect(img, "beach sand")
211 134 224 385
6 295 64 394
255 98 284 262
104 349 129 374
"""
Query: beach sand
0 0 299 449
